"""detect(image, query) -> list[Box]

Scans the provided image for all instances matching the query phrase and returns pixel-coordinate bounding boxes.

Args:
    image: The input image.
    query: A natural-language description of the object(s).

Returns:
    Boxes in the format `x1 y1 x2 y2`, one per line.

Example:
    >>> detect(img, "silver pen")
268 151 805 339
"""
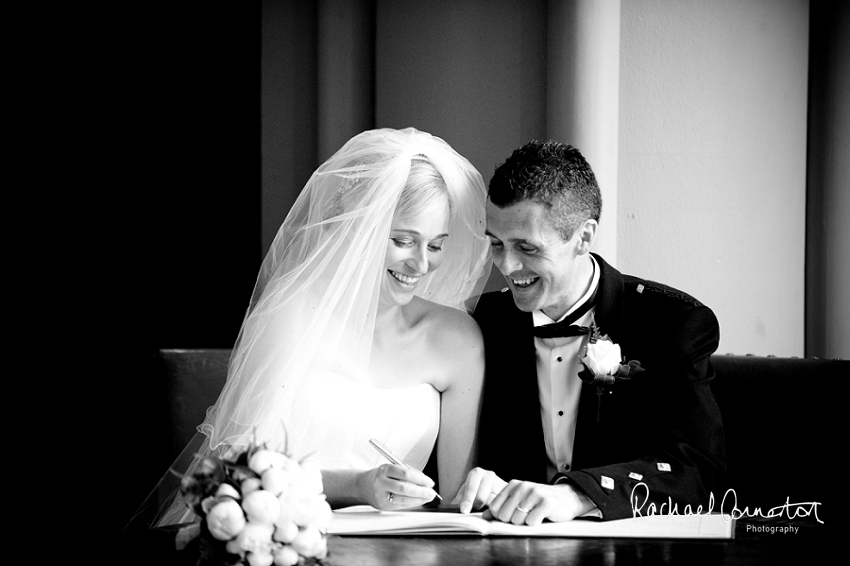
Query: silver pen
369 438 443 500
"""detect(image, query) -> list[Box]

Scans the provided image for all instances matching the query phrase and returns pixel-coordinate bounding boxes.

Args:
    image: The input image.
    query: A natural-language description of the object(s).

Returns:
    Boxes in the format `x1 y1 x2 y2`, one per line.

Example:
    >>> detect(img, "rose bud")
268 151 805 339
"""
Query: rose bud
248 450 289 474
290 525 323 557
273 521 298 544
246 550 274 566
206 499 246 540
275 494 295 528
242 477 263 497
216 483 241 500
272 545 300 566
235 522 274 554
290 492 328 527
261 467 290 496
242 489 281 525
201 496 218 514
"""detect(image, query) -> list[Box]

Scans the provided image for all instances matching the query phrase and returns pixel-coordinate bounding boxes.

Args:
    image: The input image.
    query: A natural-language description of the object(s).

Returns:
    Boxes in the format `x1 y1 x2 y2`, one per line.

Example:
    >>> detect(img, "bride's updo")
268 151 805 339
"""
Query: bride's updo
394 156 452 222
330 155 450 225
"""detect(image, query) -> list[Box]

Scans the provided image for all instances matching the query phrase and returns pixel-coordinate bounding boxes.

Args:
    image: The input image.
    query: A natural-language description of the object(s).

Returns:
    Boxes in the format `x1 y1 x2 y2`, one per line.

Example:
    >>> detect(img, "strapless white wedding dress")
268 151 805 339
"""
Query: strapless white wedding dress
286 371 440 472
145 372 440 529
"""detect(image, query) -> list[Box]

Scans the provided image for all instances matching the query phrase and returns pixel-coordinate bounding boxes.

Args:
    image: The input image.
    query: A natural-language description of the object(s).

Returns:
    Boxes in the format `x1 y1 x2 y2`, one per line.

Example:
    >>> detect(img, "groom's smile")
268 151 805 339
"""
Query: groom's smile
485 200 593 321
510 275 540 288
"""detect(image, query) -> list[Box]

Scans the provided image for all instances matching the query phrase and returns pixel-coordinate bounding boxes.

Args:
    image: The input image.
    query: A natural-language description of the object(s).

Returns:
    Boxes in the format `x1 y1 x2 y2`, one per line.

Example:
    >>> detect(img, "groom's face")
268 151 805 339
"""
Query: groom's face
486 199 584 320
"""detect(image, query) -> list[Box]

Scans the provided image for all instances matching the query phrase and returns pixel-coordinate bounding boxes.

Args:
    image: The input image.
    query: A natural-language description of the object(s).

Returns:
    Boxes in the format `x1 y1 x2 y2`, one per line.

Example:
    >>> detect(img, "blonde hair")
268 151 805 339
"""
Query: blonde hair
394 156 451 222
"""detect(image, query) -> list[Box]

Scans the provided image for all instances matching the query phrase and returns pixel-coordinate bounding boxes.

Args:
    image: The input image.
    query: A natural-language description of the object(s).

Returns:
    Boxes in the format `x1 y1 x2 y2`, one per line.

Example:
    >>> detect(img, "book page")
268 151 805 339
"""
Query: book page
329 506 735 539
330 506 492 535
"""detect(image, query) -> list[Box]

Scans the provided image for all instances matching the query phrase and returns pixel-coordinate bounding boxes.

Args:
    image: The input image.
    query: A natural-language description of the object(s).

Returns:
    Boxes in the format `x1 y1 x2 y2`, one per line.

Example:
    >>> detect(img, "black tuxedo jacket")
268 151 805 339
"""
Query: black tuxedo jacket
474 253 726 520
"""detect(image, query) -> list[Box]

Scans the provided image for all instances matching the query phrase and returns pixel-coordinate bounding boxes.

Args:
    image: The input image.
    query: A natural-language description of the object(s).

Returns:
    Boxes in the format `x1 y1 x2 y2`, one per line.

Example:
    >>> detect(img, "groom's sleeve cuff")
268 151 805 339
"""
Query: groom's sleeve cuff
553 474 603 518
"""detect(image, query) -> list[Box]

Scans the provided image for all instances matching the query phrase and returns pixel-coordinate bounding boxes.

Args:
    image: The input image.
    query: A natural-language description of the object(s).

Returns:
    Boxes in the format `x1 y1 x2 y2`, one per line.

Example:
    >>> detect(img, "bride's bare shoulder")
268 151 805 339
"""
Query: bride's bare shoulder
408 298 484 391
413 297 483 351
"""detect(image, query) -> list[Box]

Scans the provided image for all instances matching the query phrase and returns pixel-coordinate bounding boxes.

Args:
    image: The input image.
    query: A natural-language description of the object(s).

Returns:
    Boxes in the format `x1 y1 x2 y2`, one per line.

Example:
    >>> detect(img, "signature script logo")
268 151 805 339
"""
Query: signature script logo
629 483 823 524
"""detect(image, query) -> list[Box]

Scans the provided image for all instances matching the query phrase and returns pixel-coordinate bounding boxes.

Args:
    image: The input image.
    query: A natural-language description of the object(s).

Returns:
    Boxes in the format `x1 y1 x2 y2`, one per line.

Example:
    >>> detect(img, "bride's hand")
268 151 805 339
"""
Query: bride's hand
358 464 440 510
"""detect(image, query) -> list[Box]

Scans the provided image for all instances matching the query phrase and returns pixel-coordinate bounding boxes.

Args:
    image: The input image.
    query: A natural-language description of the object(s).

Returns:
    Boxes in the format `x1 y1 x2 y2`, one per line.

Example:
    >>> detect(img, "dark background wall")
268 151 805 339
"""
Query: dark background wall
150 5 263 350
120 2 262 533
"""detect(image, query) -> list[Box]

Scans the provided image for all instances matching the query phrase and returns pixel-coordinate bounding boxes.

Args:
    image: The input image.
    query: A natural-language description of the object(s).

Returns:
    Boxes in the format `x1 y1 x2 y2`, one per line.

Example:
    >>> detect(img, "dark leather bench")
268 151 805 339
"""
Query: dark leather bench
154 349 845 524
155 348 232 473
709 354 842 524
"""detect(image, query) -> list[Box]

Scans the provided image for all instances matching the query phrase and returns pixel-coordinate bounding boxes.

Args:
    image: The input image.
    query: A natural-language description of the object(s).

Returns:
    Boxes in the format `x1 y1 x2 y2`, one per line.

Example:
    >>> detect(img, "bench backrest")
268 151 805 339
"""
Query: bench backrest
155 349 844 522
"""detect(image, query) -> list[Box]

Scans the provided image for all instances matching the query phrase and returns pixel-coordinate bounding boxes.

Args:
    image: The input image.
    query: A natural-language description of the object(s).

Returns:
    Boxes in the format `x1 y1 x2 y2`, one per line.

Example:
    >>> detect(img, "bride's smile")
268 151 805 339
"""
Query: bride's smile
381 194 450 307
388 269 421 287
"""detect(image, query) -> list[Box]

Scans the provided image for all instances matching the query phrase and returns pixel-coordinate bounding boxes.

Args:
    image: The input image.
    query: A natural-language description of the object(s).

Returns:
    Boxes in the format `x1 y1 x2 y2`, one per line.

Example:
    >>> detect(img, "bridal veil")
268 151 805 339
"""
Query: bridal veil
207 127 491 456
137 128 491 528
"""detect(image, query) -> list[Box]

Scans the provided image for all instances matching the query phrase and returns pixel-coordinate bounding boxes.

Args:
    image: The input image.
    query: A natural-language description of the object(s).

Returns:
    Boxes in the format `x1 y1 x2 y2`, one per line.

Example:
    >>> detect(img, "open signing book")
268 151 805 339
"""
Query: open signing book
329 505 735 539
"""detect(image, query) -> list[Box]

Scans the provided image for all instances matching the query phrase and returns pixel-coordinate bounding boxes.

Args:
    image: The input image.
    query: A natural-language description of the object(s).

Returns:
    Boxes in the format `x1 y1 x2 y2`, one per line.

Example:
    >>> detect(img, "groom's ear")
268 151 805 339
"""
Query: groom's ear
575 219 598 255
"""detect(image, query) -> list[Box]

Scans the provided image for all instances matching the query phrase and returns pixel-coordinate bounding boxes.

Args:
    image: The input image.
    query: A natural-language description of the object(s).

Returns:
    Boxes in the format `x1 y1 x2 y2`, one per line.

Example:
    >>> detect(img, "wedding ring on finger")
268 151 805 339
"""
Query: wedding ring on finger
387 492 395 504
516 505 530 514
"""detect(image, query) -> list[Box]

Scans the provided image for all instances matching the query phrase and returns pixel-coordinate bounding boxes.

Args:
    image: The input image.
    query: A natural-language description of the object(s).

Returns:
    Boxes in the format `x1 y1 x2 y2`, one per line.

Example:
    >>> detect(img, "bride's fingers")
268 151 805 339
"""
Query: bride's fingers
385 476 439 502
384 465 435 489
370 464 439 508
382 490 433 509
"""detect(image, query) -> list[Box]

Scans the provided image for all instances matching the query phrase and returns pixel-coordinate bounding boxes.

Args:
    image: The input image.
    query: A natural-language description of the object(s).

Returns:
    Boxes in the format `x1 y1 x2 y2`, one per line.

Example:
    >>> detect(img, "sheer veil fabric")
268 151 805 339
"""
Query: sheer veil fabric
146 128 491 527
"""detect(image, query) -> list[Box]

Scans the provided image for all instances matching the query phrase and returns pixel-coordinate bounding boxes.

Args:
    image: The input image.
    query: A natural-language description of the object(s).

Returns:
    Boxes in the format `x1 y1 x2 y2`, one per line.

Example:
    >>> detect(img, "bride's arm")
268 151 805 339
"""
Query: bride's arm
321 466 440 510
320 469 369 508
435 313 485 502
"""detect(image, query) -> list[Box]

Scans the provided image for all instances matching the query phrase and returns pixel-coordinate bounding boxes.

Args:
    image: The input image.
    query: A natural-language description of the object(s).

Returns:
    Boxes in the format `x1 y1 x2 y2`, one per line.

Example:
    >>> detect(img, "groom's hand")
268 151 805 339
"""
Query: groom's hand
484 480 596 526
453 467 508 514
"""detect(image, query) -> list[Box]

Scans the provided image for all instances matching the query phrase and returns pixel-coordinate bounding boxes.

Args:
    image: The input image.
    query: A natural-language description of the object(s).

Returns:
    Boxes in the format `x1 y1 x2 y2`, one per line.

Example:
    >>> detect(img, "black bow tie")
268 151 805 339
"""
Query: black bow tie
532 285 598 339
532 321 590 339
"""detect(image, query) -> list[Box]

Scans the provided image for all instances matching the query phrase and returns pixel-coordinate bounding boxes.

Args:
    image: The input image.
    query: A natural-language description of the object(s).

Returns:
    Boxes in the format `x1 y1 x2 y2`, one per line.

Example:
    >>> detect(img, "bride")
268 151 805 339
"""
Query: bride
149 127 491 525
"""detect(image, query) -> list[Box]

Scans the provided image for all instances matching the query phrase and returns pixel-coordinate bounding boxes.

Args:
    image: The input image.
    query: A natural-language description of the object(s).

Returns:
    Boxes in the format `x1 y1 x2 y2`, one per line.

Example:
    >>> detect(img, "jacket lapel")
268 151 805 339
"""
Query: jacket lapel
590 253 625 343
571 253 625 468
512 302 550 482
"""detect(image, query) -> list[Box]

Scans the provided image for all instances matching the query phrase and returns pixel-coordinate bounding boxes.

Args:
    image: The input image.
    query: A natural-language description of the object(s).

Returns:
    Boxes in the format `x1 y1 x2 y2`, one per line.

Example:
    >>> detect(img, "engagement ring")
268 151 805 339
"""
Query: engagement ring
387 492 395 504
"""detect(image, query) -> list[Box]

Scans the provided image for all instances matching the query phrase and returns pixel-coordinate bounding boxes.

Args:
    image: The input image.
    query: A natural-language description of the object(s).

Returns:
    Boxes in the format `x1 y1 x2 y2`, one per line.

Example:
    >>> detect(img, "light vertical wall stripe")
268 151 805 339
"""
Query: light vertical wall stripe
547 0 621 266
618 0 810 356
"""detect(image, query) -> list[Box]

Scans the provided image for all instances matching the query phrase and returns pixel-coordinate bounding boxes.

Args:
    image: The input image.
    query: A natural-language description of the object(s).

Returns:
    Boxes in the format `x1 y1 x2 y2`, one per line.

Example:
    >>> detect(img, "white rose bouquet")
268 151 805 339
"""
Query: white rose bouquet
177 443 332 566
578 322 645 421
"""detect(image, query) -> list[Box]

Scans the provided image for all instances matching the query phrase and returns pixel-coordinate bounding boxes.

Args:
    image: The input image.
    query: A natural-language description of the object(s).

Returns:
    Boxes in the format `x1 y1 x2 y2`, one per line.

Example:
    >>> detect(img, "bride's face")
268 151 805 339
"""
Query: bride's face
381 195 451 307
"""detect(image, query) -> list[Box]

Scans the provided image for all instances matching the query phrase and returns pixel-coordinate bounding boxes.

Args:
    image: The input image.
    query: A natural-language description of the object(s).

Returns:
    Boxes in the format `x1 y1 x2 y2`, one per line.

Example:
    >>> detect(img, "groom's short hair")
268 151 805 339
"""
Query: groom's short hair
488 140 602 240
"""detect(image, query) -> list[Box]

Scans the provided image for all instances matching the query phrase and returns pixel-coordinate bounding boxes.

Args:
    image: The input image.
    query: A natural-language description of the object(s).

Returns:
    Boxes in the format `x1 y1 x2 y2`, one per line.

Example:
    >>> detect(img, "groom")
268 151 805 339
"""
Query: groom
455 140 725 523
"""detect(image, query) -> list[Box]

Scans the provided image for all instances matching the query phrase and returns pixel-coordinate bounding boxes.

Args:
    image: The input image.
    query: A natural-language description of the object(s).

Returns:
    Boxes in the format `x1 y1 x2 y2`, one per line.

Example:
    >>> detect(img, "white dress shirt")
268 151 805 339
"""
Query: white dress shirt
533 255 600 482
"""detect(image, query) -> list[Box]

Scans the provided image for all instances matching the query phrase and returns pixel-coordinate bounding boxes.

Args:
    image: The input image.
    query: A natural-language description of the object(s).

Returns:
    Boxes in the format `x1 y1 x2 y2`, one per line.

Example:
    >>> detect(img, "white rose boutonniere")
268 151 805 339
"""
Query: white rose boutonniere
582 338 622 378
578 322 645 421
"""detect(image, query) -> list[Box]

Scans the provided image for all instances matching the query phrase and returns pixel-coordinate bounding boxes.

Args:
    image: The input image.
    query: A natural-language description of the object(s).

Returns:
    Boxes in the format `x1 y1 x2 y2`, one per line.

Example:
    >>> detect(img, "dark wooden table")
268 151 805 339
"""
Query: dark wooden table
127 518 835 565
323 519 834 565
